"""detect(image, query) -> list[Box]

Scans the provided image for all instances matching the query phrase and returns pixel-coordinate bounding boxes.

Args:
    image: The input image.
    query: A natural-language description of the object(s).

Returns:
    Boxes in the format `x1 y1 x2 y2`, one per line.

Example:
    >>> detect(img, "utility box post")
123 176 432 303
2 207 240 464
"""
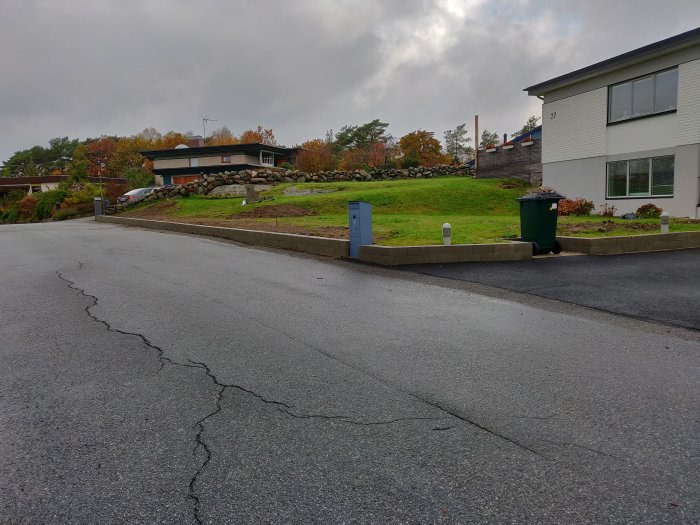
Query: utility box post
660 211 670 233
93 197 104 219
348 201 372 257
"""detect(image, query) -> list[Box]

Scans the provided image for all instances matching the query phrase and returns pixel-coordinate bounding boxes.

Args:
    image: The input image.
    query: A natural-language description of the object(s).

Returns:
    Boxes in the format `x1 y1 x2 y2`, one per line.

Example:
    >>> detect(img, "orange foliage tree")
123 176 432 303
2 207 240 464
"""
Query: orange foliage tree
295 139 336 172
158 131 190 149
240 126 277 145
85 136 118 177
398 130 445 167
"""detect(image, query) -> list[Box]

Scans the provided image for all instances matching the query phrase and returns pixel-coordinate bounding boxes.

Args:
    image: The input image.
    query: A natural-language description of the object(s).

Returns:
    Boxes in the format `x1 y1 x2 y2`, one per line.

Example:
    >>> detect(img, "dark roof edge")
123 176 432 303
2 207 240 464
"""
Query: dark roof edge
141 143 297 158
525 27 700 95
0 175 127 185
152 165 263 176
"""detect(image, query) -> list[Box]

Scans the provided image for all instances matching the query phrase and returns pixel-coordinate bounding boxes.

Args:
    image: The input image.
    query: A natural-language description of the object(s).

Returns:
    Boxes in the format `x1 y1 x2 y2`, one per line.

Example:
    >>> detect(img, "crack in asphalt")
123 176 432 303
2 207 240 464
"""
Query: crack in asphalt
539 438 617 459
56 263 448 525
268 330 541 455
422 400 541 455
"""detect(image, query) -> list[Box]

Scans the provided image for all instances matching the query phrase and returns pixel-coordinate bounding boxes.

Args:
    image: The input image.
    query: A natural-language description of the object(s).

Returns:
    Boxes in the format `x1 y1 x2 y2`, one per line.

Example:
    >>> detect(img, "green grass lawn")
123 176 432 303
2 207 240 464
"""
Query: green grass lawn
125 177 700 245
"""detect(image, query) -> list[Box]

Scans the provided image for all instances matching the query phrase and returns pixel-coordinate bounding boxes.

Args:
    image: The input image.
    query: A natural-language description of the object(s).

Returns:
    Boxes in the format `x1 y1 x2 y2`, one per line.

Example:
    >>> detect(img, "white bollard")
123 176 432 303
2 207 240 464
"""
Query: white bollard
660 211 670 233
442 223 452 246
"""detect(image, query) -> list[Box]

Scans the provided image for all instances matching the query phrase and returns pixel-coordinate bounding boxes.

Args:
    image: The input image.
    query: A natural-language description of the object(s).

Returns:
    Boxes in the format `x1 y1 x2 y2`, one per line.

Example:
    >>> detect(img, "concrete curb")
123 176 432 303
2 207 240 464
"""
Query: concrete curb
557 231 700 255
96 215 531 264
97 215 699 263
358 242 532 265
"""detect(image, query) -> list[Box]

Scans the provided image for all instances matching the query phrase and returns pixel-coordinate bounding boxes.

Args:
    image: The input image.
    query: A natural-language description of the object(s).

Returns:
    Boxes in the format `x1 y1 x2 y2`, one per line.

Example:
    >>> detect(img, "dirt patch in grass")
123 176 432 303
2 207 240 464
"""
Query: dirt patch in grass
125 201 177 219
558 219 659 235
214 219 347 238
236 204 317 219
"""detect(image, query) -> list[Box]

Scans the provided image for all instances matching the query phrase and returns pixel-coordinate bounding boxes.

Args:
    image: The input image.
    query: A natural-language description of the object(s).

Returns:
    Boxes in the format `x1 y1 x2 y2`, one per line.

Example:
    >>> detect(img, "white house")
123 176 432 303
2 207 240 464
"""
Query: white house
526 27 700 218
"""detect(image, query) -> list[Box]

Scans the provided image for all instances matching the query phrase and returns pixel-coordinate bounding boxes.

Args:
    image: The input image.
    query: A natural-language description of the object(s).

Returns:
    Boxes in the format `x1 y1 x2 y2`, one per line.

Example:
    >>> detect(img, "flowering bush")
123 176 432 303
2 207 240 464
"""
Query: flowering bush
558 198 595 216
636 203 663 219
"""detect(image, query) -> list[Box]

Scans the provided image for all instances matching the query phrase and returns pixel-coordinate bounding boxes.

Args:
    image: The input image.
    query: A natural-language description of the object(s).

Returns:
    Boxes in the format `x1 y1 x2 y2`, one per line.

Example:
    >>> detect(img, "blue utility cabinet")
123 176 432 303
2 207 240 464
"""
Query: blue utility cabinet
348 201 372 257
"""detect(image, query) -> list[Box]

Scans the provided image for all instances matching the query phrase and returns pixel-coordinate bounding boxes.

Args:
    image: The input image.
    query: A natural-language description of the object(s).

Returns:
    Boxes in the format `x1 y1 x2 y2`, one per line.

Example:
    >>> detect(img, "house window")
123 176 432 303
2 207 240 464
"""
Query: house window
608 68 678 123
261 152 274 166
221 155 231 163
606 155 674 198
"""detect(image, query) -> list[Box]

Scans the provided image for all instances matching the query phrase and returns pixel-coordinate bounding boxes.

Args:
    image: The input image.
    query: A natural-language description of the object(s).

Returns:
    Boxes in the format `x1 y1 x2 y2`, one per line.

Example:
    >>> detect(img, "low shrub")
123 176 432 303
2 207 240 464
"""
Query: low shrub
599 203 617 217
52 207 80 221
34 188 67 220
17 196 38 221
559 198 595 216
636 203 663 219
1 204 20 224
0 189 26 207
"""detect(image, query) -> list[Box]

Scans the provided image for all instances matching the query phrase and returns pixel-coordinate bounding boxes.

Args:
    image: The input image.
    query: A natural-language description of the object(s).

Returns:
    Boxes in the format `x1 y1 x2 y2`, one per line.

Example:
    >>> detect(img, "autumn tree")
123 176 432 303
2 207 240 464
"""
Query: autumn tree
480 129 500 148
207 126 239 146
512 115 540 138
295 139 336 172
107 135 151 178
85 136 118 177
399 130 445 167
329 119 392 169
240 126 277 145
158 131 190 149
67 143 90 181
138 127 162 144
443 124 472 164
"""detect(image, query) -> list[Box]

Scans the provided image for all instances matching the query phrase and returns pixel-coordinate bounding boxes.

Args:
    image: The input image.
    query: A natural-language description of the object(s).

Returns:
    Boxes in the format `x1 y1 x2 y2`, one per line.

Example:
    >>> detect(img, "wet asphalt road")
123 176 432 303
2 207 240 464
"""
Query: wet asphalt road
1 219 698 524
404 249 700 331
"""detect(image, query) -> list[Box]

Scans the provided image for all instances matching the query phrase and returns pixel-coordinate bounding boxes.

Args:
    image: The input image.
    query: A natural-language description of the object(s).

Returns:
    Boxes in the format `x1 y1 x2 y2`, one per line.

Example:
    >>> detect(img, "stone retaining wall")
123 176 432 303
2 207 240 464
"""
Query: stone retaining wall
106 164 472 214
558 231 700 255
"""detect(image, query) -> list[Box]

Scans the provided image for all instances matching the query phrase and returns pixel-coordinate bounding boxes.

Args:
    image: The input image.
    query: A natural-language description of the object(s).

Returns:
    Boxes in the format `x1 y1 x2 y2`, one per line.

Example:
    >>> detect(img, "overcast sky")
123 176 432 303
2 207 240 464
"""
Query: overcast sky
1 1 699 163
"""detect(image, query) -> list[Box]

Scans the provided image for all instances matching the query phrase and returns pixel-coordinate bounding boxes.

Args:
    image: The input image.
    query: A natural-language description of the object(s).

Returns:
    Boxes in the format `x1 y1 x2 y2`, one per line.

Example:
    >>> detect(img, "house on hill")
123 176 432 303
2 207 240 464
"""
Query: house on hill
140 143 300 186
0 176 127 198
526 27 700 218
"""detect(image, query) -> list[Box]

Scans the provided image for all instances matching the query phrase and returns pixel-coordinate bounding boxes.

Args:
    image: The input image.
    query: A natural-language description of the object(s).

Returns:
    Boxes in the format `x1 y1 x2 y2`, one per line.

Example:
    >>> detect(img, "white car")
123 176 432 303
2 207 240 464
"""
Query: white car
117 187 156 204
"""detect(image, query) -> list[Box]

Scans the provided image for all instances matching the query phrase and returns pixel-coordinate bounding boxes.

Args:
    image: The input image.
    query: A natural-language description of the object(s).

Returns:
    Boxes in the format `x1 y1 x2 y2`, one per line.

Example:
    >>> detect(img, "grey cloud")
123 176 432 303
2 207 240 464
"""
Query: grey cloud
1 0 699 161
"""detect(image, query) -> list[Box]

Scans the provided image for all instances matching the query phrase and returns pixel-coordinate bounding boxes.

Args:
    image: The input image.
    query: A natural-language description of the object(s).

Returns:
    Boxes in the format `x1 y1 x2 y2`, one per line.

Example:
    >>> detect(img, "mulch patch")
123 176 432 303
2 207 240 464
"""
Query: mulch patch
558 219 660 235
234 204 317 219
124 201 177 219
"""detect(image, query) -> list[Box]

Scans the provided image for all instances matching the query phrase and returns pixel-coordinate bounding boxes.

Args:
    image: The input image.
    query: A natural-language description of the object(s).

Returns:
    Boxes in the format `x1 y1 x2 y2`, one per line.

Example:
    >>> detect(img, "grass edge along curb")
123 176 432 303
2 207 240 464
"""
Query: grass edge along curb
96 215 535 263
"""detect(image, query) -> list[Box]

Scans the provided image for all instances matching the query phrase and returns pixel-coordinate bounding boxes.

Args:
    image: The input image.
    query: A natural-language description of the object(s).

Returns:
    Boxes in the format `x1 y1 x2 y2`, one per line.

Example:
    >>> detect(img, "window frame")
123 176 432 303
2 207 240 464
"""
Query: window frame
607 67 678 124
260 151 274 167
605 155 675 199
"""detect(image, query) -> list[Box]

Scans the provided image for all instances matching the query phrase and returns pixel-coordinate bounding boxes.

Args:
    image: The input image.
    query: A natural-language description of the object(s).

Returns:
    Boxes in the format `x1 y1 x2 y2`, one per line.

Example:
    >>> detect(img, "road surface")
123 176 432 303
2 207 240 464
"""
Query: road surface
1 219 698 524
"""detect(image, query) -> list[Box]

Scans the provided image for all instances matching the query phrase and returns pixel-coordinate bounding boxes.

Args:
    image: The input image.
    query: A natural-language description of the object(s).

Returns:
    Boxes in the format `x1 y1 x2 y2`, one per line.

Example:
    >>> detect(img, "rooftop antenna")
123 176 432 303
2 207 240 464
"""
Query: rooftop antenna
202 116 218 140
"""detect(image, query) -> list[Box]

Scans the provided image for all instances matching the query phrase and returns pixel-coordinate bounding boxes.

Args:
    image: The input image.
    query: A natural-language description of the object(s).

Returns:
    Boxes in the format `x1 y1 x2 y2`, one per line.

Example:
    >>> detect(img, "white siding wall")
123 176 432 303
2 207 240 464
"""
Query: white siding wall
677 58 700 145
606 113 677 155
542 87 607 163
154 158 189 169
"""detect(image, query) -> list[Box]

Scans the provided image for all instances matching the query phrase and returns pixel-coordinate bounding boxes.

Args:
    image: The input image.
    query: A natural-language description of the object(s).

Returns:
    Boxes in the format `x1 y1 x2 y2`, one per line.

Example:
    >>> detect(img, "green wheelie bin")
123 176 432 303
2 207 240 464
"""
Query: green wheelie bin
518 190 565 255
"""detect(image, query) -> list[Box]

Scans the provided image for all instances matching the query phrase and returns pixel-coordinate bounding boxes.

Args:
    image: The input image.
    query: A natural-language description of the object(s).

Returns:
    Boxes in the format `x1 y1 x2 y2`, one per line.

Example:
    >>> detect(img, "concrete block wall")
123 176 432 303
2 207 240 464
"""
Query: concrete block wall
358 242 532 265
97 216 349 258
558 231 700 255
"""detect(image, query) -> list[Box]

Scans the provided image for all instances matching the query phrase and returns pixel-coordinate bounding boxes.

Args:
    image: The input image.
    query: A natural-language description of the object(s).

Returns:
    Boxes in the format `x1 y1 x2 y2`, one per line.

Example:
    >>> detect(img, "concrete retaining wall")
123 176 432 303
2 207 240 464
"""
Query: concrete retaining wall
96 216 349 258
358 242 532 265
558 231 700 255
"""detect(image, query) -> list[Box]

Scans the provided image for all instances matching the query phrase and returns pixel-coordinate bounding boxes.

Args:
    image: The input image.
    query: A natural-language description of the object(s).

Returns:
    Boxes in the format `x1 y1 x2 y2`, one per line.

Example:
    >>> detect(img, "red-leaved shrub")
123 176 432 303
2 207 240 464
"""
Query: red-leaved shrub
558 198 595 216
